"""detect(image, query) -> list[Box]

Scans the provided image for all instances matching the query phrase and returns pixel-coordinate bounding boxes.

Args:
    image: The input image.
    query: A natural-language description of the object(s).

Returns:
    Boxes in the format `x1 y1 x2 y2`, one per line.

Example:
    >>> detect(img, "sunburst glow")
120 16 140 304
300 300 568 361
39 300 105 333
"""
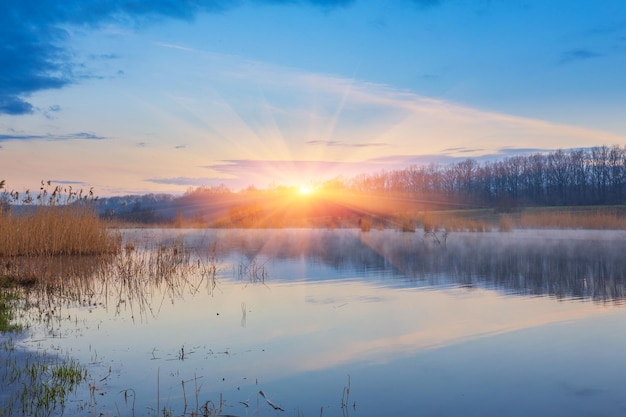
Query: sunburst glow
299 185 312 195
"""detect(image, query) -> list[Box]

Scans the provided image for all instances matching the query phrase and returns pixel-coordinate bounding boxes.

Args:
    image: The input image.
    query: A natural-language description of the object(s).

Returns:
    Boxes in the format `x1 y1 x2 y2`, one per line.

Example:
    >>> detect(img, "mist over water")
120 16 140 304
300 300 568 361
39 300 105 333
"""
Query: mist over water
154 228 626 302
4 228 626 416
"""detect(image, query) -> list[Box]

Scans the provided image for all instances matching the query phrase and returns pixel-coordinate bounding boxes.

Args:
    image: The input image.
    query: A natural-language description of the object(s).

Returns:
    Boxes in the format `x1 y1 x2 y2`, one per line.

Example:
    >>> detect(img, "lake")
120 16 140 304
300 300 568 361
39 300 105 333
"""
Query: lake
3 228 626 416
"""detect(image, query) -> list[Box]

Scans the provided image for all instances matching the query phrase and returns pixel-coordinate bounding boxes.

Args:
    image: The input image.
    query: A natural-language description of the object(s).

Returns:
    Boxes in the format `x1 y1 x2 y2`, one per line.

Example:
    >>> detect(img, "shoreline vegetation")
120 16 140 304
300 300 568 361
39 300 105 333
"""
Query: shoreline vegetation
108 205 626 232
95 145 626 229
0 180 120 258
1 174 625 242
1 180 215 416
1 180 122 287
0 181 121 416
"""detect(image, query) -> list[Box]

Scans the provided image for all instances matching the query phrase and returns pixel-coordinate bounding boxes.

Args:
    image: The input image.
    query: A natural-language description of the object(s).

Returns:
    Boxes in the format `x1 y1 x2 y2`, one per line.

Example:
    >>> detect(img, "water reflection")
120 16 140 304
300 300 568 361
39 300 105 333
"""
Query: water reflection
4 228 626 417
157 228 626 303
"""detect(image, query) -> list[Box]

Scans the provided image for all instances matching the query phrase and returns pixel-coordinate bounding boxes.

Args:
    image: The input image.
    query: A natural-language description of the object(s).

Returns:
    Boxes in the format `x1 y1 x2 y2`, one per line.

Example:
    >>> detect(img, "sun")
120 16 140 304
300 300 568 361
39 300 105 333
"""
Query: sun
299 185 312 195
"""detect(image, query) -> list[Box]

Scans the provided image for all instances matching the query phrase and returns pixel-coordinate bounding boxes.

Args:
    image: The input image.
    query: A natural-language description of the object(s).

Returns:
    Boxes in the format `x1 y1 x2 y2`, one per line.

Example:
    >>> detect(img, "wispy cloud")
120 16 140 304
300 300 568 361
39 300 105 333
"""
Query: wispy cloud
145 177 226 187
154 42 197 53
558 48 602 64
440 147 485 154
88 53 120 60
495 147 550 156
585 20 626 37
66 132 106 140
0 131 106 142
51 179 87 185
407 0 442 9
0 134 42 142
44 104 62 119
305 140 389 148
286 0 356 9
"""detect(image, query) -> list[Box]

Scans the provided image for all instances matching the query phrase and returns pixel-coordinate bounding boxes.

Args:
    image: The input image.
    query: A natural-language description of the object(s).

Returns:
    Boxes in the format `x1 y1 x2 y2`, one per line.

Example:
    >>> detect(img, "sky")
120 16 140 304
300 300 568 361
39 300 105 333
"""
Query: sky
1 0 626 196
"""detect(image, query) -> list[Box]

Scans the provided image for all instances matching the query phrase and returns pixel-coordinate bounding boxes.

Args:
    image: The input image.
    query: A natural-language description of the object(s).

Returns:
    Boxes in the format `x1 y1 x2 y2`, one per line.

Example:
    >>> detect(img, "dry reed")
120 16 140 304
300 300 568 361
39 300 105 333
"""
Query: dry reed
415 207 626 233
0 181 120 257
515 210 626 229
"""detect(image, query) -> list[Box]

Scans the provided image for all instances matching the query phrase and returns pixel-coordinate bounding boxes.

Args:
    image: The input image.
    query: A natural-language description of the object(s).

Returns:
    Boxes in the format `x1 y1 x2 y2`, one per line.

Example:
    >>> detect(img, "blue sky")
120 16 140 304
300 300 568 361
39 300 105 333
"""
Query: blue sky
1 0 625 195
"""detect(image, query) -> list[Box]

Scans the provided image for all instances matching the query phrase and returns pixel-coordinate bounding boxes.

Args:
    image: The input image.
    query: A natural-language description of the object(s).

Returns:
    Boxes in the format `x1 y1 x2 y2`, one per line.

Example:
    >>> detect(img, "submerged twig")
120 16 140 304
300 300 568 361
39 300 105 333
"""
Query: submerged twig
259 390 285 411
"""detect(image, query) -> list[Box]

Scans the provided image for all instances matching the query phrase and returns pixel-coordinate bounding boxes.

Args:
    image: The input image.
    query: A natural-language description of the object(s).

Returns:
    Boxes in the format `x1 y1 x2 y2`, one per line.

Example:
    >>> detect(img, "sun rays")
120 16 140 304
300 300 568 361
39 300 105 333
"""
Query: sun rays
298 185 312 195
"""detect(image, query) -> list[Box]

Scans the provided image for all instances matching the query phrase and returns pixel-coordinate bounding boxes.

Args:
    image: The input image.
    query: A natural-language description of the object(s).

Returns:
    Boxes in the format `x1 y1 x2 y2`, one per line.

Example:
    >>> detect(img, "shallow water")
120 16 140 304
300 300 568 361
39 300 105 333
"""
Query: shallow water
6 228 626 416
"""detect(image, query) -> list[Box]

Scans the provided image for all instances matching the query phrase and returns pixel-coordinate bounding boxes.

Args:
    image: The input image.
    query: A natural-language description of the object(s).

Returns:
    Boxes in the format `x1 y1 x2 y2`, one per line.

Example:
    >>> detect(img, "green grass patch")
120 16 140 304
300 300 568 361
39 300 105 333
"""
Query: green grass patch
1 342 88 417
0 289 21 334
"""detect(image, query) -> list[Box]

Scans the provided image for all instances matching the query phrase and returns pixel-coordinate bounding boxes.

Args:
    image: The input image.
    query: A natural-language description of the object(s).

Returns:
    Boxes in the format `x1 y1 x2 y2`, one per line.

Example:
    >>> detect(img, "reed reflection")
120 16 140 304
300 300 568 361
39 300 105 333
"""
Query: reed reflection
3 237 220 328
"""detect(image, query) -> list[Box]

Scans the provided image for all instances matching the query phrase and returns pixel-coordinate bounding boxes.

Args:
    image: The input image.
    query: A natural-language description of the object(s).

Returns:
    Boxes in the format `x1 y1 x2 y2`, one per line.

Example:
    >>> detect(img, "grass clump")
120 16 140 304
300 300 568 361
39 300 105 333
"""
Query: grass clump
1 342 88 417
0 289 22 333
0 180 121 258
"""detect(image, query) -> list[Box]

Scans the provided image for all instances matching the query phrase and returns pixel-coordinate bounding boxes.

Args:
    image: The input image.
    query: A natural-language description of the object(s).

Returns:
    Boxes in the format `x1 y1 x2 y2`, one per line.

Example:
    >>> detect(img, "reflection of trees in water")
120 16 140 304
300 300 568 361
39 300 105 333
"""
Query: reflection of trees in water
213 230 626 303
399 236 626 303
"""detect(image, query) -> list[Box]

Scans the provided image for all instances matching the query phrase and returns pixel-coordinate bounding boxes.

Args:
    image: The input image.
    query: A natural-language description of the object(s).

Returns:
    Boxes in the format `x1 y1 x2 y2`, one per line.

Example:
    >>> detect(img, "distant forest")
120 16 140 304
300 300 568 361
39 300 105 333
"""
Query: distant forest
99 145 626 226
346 144 626 208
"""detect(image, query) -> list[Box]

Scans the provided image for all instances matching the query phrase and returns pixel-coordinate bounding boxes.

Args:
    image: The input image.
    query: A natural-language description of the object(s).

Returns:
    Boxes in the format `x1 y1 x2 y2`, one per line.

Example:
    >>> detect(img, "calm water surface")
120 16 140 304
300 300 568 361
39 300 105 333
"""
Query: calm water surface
7 228 626 416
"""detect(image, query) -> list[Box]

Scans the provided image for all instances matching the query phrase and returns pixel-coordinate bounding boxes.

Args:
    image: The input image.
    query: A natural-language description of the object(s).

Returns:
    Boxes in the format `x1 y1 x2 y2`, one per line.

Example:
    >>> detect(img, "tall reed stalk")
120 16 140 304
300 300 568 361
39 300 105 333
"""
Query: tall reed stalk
0 181 120 258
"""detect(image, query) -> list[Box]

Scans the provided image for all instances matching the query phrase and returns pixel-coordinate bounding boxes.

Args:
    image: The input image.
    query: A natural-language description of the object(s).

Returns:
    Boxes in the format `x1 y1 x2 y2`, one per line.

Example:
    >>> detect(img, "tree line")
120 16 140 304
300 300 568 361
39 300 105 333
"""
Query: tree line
343 145 626 209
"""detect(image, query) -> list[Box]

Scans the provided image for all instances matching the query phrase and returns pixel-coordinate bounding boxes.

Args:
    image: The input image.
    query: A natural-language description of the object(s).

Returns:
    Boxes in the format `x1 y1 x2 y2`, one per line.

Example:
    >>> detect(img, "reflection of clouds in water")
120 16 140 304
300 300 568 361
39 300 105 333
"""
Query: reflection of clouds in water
286 285 613 373
558 381 606 398
305 295 385 306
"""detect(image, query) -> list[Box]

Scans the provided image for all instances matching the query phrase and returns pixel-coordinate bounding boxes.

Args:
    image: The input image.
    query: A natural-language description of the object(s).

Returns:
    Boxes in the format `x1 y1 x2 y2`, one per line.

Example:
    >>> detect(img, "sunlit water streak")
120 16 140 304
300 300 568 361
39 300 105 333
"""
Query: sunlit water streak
4 228 626 416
